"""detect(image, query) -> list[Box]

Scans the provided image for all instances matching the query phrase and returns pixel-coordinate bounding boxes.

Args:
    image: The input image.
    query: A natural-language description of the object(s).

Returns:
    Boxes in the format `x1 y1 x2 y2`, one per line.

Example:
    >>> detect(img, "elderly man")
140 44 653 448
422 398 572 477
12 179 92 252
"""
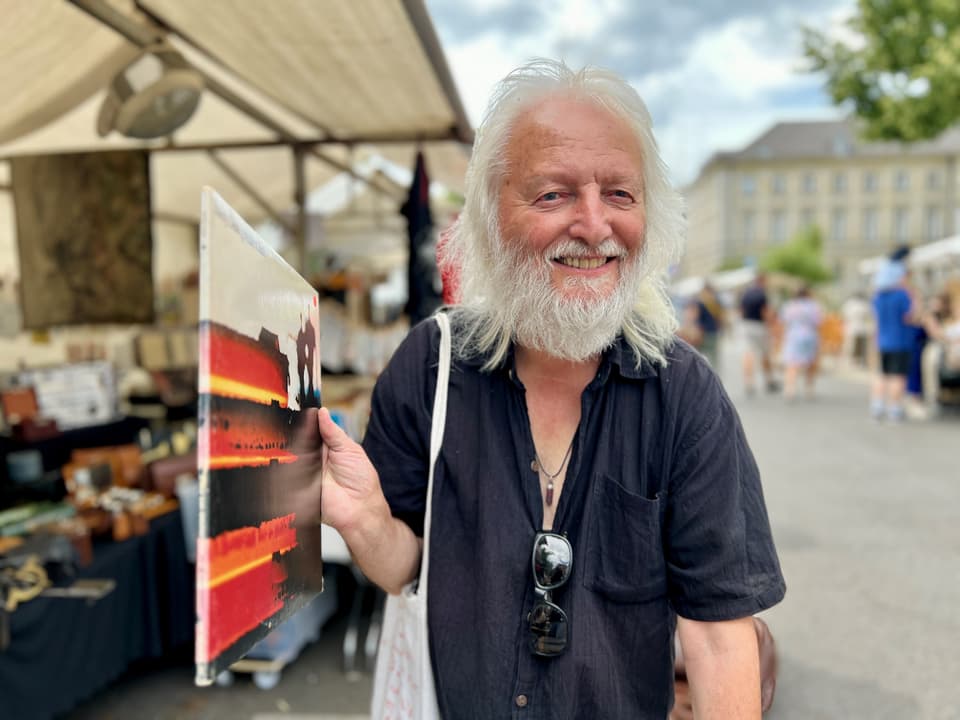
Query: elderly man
317 59 785 719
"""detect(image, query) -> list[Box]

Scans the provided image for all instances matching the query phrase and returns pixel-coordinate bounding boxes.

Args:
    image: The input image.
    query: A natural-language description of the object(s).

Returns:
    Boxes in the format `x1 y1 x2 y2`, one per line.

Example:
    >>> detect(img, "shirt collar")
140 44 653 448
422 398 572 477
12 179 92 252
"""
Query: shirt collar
462 333 659 383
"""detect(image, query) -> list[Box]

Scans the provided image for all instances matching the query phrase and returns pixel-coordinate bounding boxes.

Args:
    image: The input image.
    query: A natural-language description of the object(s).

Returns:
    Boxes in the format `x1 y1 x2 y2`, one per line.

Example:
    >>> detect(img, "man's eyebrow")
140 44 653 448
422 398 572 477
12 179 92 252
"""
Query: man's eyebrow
599 171 644 187
522 170 643 187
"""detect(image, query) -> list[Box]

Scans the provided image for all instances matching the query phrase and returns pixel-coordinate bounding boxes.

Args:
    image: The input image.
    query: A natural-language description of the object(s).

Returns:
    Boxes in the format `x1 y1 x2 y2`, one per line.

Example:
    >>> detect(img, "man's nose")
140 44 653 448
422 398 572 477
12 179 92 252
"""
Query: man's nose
569 190 611 245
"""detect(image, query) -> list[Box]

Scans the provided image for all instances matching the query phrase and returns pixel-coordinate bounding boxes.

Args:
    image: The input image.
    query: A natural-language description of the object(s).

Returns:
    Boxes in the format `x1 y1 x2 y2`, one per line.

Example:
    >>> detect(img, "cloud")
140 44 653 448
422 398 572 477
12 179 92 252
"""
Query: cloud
425 0 856 184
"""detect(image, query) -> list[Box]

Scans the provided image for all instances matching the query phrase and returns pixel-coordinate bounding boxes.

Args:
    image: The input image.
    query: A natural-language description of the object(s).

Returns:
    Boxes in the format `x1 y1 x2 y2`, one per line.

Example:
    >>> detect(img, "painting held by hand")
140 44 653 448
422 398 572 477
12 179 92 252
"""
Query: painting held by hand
195 188 324 685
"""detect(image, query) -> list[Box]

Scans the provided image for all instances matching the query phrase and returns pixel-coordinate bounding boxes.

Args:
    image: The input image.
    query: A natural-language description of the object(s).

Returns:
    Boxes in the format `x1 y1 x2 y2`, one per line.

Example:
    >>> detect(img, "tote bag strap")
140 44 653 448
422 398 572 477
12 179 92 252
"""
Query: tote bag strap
418 311 451 594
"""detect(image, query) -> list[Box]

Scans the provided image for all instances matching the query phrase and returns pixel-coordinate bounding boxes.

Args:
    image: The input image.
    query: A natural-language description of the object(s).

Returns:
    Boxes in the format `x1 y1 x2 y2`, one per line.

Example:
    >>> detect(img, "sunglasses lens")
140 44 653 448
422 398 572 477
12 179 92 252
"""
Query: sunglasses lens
533 533 572 590
529 600 568 656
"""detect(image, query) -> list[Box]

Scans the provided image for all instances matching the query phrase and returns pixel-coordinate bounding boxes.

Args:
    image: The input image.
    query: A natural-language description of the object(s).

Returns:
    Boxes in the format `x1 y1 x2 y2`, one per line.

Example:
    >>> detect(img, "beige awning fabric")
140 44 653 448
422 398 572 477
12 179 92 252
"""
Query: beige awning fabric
0 0 472 227
0 2 140 145
139 0 463 141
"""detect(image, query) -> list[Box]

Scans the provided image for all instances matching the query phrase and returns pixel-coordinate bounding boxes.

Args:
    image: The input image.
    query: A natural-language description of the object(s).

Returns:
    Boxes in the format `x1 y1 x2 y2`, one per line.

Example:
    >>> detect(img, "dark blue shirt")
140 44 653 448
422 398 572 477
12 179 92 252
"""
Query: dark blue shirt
740 286 768 322
363 318 786 720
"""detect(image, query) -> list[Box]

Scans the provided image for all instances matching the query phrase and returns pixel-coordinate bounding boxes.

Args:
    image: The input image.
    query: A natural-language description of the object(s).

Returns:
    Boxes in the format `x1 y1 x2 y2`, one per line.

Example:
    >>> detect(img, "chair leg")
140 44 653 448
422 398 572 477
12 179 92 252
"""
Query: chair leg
342 568 367 676
364 587 385 671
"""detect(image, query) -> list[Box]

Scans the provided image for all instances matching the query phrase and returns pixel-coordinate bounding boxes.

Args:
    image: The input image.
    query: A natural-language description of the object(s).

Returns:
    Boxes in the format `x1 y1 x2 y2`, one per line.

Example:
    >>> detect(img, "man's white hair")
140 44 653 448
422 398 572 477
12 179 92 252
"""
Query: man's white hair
442 58 685 370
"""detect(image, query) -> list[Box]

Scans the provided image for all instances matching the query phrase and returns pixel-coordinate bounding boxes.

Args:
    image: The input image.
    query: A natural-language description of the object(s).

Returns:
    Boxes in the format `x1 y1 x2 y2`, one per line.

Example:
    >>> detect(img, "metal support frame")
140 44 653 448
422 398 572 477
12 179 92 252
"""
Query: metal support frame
293 146 307 275
153 211 198 227
400 0 475 145
206 150 296 235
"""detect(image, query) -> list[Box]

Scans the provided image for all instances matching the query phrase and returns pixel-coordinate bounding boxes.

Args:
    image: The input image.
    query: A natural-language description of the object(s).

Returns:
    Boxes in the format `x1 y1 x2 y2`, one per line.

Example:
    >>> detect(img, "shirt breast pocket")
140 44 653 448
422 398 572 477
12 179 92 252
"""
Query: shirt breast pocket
582 474 667 603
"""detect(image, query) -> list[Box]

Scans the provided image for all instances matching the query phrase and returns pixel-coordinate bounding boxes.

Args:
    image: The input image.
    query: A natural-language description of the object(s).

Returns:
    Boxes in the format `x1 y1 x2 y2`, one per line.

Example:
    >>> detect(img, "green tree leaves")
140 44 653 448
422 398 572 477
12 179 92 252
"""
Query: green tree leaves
760 225 833 284
804 0 960 140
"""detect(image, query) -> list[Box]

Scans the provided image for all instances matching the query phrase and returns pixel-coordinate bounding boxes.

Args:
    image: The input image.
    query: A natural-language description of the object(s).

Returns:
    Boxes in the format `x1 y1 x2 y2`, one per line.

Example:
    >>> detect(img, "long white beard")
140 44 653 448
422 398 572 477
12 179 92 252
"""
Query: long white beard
487 237 644 361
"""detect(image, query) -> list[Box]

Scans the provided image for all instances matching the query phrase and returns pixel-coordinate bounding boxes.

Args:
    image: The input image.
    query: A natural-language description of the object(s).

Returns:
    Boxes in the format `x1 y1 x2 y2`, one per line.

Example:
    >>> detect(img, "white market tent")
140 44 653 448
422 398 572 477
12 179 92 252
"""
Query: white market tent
671 266 758 300
0 0 473 277
858 235 960 276
858 235 960 293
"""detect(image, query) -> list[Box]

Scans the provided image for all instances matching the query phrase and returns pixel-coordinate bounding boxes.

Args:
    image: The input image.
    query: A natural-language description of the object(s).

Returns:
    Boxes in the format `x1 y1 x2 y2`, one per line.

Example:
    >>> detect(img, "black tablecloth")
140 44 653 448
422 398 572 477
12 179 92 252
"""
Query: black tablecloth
0 510 194 720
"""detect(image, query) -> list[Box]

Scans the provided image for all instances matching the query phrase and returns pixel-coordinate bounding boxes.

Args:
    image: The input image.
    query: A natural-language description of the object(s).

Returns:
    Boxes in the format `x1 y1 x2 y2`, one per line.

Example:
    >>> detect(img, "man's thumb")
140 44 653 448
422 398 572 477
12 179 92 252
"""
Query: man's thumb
317 407 351 450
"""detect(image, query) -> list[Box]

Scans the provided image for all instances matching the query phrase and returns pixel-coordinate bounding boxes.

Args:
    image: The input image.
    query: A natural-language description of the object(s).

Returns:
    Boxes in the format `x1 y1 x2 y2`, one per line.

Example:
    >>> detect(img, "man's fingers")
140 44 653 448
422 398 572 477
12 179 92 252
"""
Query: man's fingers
317 407 355 451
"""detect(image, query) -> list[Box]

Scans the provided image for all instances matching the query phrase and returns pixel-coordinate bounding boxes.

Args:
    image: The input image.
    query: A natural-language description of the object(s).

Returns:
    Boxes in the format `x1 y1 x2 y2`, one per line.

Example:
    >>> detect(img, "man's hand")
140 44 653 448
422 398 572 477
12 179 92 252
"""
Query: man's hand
316 408 385 533
314 408 422 594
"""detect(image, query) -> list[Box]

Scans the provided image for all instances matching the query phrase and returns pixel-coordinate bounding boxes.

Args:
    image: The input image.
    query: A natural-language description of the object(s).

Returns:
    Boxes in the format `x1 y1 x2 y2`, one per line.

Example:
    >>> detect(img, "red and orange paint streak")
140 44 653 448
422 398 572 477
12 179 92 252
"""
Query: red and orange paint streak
196 321 302 670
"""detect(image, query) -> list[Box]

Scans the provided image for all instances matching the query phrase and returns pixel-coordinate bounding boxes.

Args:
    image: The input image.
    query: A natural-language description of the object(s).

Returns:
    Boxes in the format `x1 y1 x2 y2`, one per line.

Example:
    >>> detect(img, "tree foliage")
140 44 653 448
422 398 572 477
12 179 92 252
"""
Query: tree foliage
760 226 833 285
716 256 747 272
804 0 960 141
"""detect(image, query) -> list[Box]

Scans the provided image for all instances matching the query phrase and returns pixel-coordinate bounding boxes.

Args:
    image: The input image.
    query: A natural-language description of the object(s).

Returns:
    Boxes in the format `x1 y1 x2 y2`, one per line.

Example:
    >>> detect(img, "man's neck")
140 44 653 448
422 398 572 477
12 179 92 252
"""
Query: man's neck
514 345 601 393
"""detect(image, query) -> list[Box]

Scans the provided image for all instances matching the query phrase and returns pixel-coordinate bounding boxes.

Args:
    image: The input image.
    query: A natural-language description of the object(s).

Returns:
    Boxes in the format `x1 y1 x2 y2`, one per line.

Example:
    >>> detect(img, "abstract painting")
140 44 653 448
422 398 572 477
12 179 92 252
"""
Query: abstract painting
195 188 324 685
12 150 153 328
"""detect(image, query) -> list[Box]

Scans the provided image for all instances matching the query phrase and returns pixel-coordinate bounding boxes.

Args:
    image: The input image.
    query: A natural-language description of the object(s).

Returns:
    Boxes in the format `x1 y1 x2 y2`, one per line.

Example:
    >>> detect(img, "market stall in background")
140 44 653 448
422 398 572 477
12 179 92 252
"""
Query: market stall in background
0 1 472 715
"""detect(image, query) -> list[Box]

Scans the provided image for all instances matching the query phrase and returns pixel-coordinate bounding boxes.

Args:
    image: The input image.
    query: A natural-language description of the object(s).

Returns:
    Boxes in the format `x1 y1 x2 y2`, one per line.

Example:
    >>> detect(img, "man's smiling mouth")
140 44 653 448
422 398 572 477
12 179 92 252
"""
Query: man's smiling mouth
555 257 616 269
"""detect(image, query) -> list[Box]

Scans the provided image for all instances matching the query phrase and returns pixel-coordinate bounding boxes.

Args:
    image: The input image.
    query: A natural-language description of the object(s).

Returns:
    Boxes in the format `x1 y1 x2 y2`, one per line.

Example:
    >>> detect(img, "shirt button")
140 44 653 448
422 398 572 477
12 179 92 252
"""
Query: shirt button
515 694 528 708
530 459 539 473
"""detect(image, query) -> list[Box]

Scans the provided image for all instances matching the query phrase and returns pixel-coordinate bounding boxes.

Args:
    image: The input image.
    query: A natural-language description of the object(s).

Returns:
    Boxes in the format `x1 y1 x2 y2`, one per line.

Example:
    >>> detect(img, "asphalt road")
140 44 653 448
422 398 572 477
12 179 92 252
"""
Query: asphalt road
719 343 959 720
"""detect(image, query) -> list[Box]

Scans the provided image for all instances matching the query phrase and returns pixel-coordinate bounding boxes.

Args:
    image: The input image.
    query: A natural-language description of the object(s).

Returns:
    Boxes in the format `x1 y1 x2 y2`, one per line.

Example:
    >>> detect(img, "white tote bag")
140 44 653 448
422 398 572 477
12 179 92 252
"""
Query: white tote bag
370 312 450 720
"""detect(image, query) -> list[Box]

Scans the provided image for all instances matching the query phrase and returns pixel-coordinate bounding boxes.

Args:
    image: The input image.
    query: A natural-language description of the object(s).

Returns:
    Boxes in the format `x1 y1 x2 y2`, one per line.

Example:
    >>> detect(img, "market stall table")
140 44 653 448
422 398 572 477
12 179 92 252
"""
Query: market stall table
0 509 193 720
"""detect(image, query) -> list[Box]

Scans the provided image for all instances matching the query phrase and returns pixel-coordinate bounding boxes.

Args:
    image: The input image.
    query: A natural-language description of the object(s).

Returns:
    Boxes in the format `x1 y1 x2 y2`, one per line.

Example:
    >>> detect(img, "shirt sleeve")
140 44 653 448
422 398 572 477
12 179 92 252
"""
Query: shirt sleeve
663 353 786 621
361 320 438 537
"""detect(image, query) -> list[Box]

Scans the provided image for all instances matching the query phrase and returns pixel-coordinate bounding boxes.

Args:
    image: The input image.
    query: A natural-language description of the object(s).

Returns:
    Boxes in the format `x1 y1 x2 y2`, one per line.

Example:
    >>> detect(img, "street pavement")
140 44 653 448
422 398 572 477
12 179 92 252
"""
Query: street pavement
69 336 958 719
718 338 958 720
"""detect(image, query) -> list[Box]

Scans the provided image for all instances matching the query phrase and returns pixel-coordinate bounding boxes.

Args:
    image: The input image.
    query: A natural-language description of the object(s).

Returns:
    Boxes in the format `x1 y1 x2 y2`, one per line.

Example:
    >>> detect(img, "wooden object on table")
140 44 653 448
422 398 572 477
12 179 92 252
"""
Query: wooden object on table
71 445 144 488
0 537 24 553
146 451 196 498
1 387 39 425
76 508 113 538
40 518 94 567
11 417 60 443
138 497 179 520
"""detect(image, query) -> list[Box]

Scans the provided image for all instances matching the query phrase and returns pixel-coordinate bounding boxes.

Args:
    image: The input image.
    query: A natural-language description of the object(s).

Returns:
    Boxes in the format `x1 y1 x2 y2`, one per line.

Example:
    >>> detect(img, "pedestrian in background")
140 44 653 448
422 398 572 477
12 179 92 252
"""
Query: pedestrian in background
840 291 872 369
870 248 917 422
780 285 823 401
740 273 779 395
693 282 725 368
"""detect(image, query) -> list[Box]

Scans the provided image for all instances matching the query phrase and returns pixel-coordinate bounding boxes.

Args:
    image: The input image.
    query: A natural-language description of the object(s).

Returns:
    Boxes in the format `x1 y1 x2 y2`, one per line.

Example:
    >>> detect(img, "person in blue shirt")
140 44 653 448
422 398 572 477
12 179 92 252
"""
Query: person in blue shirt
870 249 918 421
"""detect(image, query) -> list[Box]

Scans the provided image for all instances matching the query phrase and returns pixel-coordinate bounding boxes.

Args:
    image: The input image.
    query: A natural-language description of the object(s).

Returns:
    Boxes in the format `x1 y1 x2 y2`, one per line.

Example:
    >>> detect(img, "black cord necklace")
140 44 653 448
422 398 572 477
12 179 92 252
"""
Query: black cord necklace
534 438 574 507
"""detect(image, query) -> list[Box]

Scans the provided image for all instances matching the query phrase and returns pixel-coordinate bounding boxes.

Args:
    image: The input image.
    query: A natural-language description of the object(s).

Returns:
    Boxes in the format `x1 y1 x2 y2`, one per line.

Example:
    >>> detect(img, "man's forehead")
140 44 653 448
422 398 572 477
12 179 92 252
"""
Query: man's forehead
505 96 644 170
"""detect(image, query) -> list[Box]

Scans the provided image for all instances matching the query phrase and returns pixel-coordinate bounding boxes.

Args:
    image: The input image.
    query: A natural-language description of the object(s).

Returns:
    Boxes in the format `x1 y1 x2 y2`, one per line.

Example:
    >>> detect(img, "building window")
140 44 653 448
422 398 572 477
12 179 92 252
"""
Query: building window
863 171 878 193
741 174 756 196
925 205 943 242
832 172 847 194
894 169 910 192
743 211 756 246
926 170 942 191
831 208 846 243
863 207 878 244
771 173 786 195
771 210 787 244
800 207 816 229
894 207 910 243
802 172 816 194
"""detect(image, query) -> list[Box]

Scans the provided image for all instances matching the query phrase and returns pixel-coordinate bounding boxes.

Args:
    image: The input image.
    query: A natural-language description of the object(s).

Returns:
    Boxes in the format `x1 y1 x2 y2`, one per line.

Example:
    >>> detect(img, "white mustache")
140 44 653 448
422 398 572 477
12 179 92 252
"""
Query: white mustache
546 239 627 260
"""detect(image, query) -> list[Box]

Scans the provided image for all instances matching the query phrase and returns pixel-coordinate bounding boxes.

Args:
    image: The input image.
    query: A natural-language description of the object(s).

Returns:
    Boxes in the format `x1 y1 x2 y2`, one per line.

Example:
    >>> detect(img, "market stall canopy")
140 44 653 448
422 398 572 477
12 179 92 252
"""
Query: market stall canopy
0 0 473 225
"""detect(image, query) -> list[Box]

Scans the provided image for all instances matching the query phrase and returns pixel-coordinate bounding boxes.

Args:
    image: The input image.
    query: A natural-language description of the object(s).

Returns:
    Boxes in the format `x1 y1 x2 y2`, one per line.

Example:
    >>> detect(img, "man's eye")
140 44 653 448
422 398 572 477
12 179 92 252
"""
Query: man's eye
539 191 561 202
610 189 633 201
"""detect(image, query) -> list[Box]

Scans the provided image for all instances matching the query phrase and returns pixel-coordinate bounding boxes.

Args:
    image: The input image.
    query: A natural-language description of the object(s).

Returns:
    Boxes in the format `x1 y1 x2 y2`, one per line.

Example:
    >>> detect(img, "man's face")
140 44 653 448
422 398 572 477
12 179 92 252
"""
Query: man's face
497 96 647 308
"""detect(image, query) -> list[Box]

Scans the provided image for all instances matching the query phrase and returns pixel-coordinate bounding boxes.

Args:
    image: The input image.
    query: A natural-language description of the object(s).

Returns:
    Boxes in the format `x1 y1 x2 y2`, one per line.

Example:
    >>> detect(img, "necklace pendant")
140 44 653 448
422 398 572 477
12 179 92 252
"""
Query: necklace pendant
545 479 554 507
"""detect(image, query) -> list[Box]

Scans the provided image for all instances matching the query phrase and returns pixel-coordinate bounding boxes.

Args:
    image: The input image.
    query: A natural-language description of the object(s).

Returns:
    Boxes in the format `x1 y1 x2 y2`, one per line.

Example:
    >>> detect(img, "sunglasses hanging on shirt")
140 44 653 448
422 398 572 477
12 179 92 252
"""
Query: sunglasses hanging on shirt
527 531 572 657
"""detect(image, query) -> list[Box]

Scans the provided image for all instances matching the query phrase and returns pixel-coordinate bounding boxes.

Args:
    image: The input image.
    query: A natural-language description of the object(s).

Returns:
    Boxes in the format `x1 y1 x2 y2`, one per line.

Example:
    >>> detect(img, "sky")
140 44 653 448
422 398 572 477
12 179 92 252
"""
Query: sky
424 0 858 187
